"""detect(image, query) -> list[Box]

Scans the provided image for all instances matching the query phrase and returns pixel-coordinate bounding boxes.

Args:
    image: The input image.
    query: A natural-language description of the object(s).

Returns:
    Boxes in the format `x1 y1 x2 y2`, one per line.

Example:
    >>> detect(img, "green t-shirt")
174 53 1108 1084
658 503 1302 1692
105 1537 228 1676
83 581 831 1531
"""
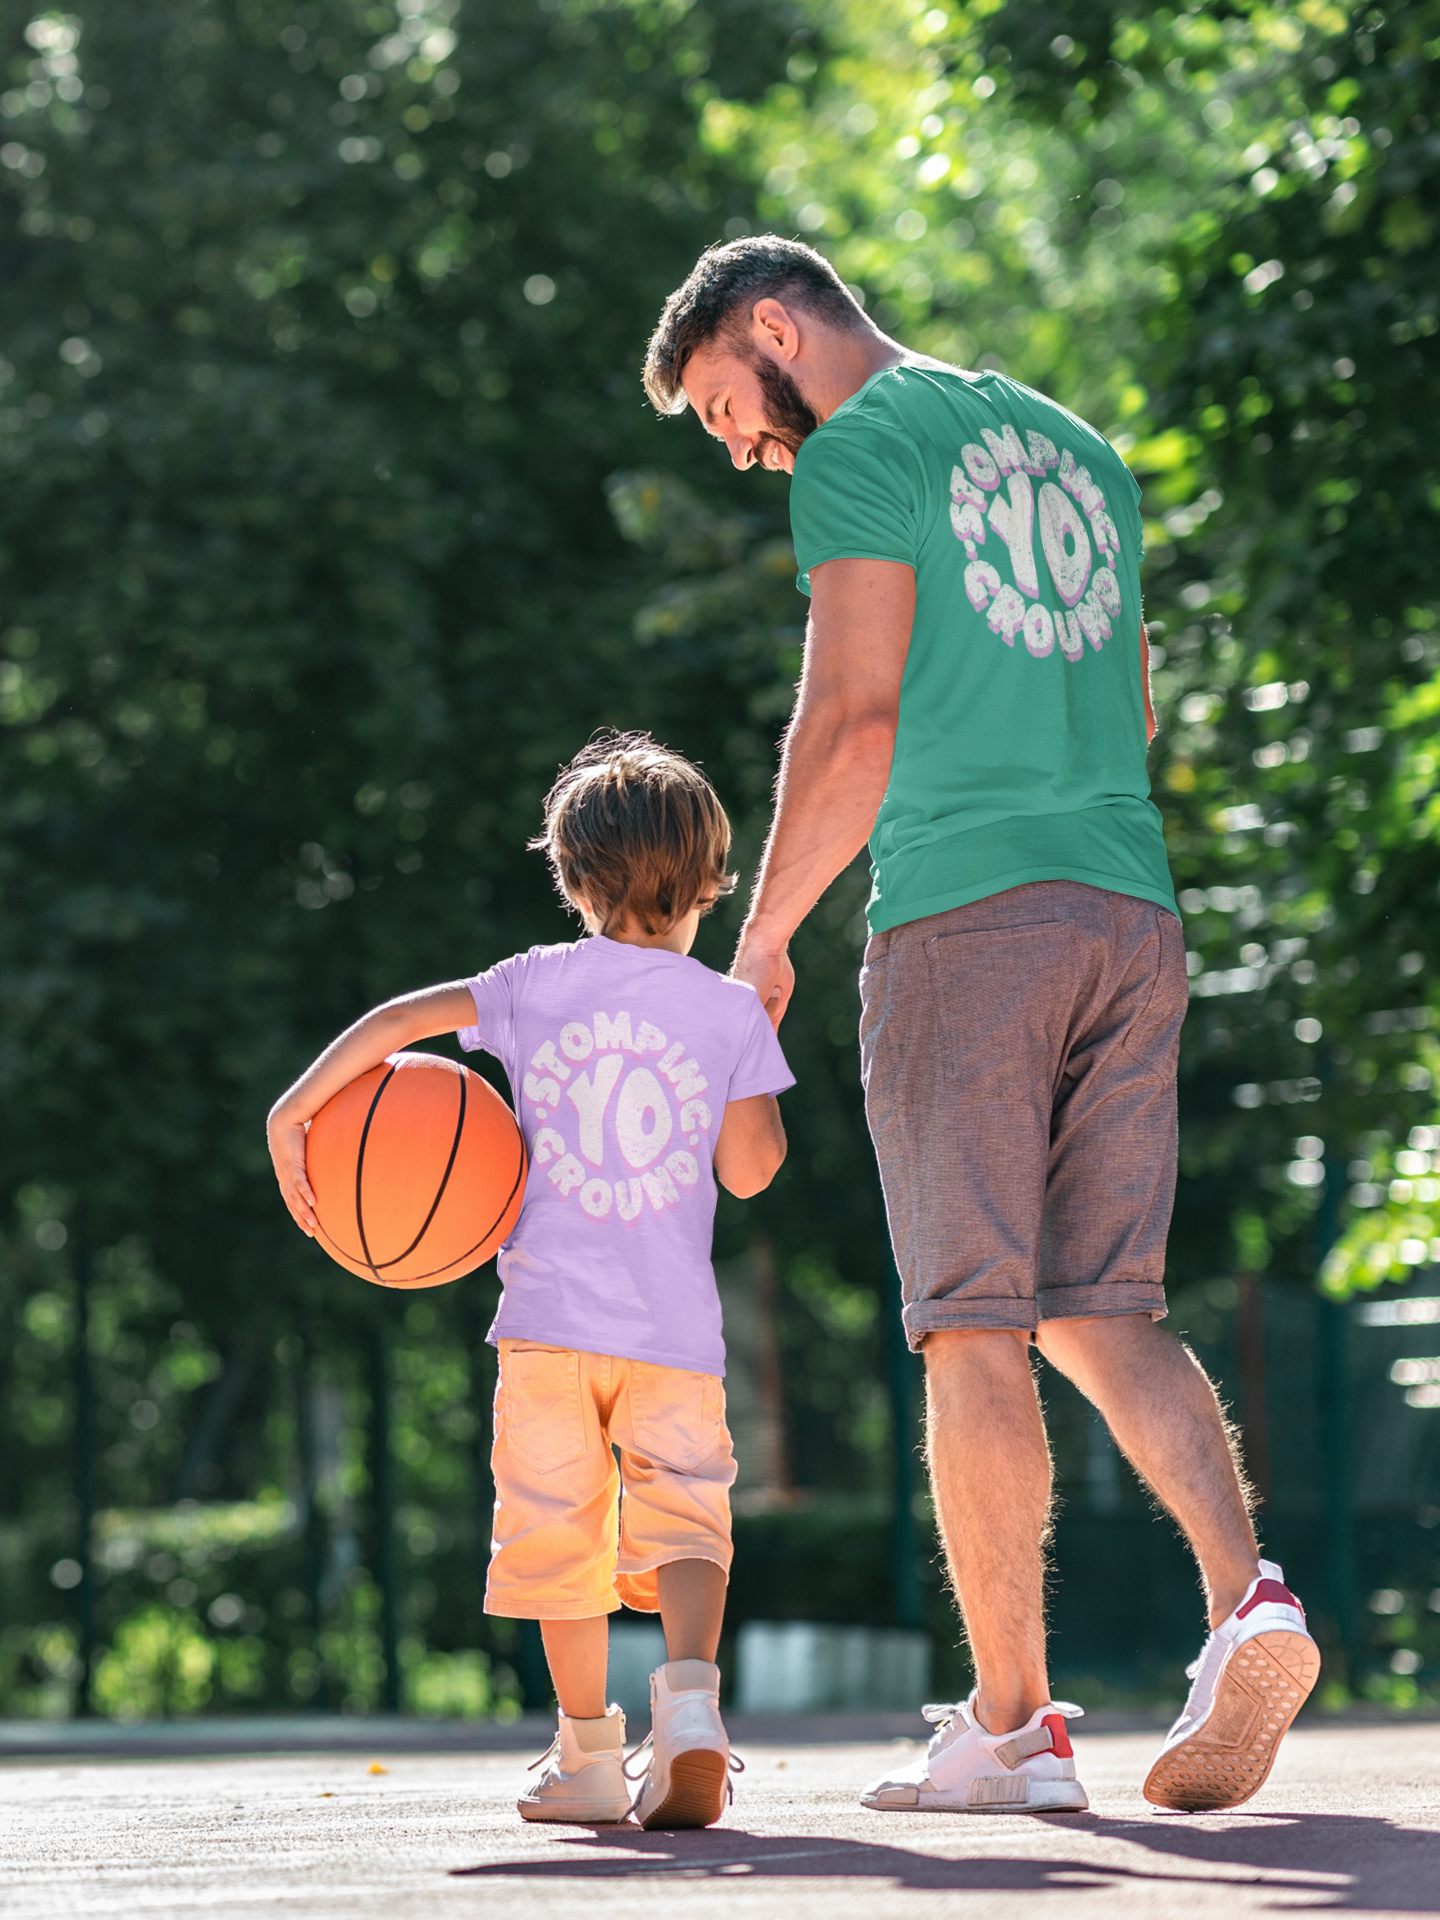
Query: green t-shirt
789 363 1177 934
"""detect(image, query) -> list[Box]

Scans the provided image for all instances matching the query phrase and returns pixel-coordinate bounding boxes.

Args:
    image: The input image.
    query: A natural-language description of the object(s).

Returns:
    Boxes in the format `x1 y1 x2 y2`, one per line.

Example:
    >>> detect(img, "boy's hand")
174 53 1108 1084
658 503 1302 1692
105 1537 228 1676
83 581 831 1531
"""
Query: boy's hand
263 981 478 1238
268 1107 319 1237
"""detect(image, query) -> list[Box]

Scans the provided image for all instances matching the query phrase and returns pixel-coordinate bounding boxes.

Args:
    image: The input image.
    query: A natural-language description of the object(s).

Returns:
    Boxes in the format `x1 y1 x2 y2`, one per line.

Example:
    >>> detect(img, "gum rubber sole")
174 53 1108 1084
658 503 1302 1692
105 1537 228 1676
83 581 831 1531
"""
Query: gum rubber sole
637 1748 729 1830
1143 1629 1321 1812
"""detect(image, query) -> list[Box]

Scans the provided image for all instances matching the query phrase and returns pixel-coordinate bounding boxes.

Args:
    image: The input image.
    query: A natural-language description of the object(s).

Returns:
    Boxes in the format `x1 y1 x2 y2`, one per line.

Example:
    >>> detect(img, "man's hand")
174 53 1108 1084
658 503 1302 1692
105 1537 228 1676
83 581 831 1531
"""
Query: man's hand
732 931 795 1031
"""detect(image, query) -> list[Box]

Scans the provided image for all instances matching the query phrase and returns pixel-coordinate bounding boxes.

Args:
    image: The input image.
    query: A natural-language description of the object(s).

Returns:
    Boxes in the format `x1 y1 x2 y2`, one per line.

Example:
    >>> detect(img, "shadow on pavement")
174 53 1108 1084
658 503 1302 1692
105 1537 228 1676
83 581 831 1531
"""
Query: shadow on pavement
451 1809 1440 1907
1044 1808 1440 1911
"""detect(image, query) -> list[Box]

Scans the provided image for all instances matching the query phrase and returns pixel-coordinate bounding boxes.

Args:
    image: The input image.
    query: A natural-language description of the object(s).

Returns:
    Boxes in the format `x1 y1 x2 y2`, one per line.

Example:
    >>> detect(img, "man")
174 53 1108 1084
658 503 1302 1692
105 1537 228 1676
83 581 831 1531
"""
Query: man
642 236 1319 1816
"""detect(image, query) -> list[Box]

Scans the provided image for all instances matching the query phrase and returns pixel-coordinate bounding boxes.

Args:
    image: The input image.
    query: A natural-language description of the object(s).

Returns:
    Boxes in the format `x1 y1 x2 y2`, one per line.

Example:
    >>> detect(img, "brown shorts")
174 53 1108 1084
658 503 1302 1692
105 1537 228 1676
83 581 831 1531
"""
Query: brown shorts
859 881 1187 1347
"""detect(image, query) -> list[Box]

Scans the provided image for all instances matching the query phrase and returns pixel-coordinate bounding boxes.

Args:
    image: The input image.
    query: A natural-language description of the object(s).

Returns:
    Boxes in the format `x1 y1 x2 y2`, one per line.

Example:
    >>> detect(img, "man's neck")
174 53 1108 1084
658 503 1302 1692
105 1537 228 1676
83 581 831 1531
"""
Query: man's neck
809 330 906 427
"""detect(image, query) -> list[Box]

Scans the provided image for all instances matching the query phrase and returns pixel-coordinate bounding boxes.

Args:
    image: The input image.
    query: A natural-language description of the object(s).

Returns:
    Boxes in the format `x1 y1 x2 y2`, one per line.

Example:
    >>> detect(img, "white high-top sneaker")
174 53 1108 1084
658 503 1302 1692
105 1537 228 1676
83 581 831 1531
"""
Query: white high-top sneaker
627 1660 736 1830
1144 1559 1320 1812
517 1707 632 1823
861 1694 1088 1814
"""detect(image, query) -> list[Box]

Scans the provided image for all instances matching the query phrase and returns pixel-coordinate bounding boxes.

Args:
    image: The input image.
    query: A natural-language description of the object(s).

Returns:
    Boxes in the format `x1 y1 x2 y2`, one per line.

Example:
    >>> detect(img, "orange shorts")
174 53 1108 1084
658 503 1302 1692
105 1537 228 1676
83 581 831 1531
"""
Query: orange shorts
486 1341 737 1620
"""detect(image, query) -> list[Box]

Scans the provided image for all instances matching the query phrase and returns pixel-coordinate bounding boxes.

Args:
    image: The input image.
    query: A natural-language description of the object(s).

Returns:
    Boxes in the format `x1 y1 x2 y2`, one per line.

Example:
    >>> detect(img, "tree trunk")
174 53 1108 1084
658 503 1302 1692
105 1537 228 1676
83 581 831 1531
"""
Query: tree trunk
73 1240 95 1716
1235 1272 1272 1509
749 1233 794 1502
369 1323 401 1714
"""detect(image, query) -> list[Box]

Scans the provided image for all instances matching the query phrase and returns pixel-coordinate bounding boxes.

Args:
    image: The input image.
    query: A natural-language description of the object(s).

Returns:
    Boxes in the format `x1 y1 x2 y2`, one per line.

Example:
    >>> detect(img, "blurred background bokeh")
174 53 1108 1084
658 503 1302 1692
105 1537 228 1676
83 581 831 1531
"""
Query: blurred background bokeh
1 0 1438 1726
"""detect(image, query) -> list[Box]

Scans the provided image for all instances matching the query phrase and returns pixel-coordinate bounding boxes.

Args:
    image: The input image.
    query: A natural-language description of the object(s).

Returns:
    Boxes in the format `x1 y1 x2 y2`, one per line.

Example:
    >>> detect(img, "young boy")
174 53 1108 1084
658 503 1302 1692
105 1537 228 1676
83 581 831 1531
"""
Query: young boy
267 732 792 1829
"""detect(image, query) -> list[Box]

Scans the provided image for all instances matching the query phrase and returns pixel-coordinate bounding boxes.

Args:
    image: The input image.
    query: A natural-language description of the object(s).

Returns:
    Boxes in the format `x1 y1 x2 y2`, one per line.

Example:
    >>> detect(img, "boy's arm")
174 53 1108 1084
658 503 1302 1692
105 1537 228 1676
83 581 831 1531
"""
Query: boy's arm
267 981 479 1237
712 1093 787 1200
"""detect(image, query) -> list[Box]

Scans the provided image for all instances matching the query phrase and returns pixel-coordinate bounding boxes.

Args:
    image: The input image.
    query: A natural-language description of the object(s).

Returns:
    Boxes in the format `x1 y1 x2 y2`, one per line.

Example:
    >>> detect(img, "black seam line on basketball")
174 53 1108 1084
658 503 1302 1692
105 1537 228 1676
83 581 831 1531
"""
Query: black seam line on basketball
312 1208 392 1273
323 1100 525 1284
387 1131 528 1282
354 1064 397 1280
312 1217 365 1267
373 1065 468 1271
390 1133 527 1282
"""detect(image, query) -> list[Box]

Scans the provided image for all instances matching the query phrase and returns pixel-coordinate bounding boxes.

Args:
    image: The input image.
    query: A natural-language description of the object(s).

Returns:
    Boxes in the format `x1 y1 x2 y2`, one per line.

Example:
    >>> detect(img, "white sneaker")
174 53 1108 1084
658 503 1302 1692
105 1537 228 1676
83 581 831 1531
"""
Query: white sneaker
517 1707 632 1823
861 1694 1088 1814
626 1660 737 1830
1144 1559 1320 1812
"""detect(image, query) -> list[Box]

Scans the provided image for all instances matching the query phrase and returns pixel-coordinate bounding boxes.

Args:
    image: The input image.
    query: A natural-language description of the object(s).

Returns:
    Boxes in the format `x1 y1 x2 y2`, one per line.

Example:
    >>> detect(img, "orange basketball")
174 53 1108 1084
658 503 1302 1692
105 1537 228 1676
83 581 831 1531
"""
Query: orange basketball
306 1052 526 1288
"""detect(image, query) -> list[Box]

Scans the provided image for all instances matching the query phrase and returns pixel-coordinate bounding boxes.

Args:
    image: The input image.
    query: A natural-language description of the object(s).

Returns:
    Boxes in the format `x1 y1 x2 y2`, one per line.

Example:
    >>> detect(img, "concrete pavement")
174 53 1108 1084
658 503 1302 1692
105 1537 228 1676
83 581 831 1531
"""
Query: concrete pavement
4 1722 1439 1917
0 1709 949 1759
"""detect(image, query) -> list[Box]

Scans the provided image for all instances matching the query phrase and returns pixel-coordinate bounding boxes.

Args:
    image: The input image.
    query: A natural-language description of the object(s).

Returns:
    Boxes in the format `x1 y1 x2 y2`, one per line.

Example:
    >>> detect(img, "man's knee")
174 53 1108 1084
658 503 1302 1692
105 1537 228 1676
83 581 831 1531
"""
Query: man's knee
924 1327 1035 1399
1034 1310 1162 1367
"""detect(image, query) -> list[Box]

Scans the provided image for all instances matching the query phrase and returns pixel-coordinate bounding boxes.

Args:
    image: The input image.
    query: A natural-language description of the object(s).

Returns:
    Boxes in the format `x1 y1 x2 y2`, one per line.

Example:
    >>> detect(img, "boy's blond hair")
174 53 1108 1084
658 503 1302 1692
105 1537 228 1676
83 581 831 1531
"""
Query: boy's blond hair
531 731 737 937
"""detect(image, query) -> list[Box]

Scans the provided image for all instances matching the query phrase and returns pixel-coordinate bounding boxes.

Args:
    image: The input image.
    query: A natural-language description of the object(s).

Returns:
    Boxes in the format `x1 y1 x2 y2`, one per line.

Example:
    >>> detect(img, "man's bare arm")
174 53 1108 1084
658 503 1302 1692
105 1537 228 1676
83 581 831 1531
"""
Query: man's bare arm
731 557 914 1026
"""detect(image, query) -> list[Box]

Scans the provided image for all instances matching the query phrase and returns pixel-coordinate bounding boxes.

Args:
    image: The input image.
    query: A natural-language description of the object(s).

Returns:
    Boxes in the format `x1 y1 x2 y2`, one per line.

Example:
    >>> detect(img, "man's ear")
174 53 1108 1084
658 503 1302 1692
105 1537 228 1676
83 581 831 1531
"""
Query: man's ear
750 296 801 363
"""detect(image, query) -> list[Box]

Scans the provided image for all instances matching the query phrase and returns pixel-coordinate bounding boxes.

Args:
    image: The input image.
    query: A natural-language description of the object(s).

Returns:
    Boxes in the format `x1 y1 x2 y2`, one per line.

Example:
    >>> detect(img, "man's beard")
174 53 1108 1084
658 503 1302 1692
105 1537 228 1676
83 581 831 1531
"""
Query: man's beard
751 353 818 463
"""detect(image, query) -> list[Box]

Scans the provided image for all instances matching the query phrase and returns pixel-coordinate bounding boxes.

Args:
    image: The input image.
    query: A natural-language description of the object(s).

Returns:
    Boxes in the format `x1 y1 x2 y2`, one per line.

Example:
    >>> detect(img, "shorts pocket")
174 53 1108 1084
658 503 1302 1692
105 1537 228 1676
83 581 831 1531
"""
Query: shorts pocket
924 920 1075 1096
629 1364 724 1472
1121 911 1188 1076
499 1344 587 1473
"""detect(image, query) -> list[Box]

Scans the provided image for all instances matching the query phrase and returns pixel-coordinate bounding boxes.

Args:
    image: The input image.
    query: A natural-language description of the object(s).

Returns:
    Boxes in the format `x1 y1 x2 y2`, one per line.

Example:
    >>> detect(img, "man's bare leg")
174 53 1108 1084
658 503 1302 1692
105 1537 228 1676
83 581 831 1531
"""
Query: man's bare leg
924 1328 1054 1734
1035 1314 1259 1627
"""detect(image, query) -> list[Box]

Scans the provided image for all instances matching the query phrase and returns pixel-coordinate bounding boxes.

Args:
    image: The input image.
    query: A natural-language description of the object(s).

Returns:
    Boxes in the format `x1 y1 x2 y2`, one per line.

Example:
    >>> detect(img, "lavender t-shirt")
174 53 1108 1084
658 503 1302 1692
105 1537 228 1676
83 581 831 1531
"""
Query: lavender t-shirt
457 934 793 1376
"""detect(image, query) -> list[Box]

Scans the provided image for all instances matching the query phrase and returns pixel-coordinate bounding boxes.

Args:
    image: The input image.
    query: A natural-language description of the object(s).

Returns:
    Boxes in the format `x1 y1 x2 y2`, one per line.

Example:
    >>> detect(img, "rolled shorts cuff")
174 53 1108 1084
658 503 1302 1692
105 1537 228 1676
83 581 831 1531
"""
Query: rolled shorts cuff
616 1544 732 1581
1036 1281 1168 1324
483 1592 622 1621
614 1545 732 1615
902 1298 1039 1348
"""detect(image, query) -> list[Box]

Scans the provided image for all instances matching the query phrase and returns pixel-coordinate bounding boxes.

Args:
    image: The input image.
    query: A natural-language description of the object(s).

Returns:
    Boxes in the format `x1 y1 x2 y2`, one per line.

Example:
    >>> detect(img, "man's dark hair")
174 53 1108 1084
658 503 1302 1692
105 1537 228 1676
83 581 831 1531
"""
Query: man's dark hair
643 235 867 416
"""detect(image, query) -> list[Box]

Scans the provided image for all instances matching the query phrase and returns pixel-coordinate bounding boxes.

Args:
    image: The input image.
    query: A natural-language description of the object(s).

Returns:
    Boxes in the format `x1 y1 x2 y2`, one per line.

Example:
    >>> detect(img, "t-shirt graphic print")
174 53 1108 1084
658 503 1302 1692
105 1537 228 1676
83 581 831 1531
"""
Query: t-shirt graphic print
950 427 1125 666
522 1010 714 1230
788 363 1178 934
458 933 793 1376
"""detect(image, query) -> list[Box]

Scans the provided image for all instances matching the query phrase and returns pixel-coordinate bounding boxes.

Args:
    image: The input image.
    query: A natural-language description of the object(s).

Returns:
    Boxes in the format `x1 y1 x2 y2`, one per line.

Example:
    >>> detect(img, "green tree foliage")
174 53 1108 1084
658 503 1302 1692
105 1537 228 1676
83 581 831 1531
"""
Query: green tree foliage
1135 3 1440 1296
0 0 890 1708
0 0 802 1280
685 0 1440 1297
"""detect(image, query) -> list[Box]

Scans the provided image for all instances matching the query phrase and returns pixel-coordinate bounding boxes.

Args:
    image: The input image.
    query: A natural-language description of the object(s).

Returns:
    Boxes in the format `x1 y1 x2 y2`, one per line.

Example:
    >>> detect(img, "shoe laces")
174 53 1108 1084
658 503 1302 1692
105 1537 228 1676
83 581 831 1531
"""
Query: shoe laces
623 1732 745 1811
1185 1622 1225 1686
526 1735 561 1775
622 1731 654 1782
920 1700 974 1757
921 1701 969 1728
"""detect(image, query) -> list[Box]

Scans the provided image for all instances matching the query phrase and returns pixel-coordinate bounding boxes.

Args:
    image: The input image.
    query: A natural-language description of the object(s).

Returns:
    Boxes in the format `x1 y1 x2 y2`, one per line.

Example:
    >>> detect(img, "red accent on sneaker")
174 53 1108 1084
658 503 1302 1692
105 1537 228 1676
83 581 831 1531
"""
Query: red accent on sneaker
1042 1713 1073 1759
1235 1578 1302 1620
